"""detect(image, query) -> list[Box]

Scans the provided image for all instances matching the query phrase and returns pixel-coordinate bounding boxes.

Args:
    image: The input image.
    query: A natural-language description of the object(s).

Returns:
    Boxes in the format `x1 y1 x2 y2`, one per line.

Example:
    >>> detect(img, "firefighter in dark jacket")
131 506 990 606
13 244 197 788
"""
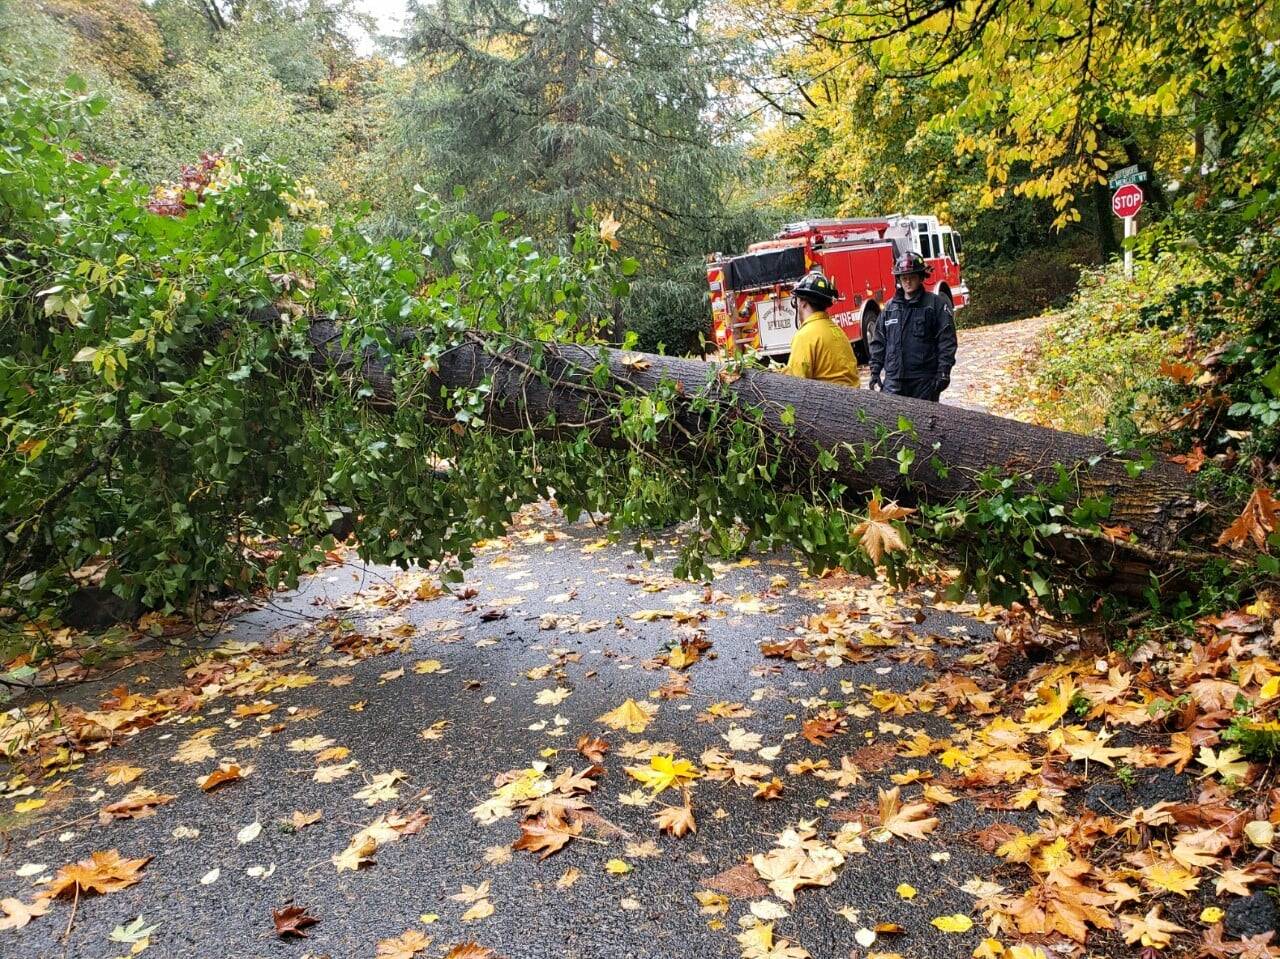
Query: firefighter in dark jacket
868 252 958 401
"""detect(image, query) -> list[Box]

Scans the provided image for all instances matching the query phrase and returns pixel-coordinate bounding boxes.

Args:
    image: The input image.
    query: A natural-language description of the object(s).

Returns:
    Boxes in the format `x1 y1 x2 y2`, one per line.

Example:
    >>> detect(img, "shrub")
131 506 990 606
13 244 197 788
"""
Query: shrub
959 238 1096 328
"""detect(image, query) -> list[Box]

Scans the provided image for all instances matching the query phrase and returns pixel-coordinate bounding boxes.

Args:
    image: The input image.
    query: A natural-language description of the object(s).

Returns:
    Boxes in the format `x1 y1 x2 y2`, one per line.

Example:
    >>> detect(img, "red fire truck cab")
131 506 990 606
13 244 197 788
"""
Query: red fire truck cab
706 215 967 362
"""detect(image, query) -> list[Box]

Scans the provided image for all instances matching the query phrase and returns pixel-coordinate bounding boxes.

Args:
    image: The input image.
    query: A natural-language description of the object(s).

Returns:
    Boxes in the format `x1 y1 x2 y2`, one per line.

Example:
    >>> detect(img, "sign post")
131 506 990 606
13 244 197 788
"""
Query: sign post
1111 183 1145 280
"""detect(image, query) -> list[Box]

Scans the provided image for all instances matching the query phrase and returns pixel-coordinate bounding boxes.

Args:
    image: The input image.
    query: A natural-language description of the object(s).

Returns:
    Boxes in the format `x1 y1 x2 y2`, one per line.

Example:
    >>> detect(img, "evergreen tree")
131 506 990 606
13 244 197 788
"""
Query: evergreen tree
393 0 760 351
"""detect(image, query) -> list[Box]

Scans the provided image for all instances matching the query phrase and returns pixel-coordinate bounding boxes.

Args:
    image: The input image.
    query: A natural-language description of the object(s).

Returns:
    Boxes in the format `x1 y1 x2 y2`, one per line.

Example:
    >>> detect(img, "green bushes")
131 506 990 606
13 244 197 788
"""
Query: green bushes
959 239 1096 328
998 253 1212 435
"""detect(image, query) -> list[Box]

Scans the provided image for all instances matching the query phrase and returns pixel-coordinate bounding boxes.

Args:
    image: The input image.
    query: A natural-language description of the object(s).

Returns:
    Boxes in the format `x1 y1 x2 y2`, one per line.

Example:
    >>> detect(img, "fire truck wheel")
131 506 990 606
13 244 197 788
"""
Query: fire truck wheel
855 305 879 364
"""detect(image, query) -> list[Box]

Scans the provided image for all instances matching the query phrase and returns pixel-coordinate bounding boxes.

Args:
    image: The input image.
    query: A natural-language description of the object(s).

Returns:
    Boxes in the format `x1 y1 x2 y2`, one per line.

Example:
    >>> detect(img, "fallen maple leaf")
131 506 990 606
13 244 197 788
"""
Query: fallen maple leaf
1197 745 1250 781
852 497 915 564
46 850 151 899
449 882 491 905
512 817 582 859
598 698 657 733
461 899 494 922
875 786 938 841
442 945 499 959
0 896 51 930
172 734 217 764
197 763 245 792
754 777 785 800
751 843 843 904
272 904 319 938
801 710 846 745
577 735 609 762
654 803 696 837
377 929 430 959
1217 487 1279 551
624 755 700 794
760 637 809 660
1022 678 1075 733
353 769 408 805
100 788 176 822
1121 905 1187 948
102 763 144 786
1158 358 1199 384
290 809 323 830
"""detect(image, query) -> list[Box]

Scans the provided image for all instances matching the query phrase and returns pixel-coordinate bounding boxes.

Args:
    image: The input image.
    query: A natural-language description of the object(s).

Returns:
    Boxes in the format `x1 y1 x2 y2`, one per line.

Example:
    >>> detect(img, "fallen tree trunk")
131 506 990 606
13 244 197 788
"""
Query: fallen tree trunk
305 320 1200 566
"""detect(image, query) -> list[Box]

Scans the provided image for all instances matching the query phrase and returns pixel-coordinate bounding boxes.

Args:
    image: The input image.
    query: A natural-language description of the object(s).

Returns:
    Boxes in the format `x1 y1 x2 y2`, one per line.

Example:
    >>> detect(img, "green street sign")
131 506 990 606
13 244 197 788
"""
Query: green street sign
1109 167 1149 189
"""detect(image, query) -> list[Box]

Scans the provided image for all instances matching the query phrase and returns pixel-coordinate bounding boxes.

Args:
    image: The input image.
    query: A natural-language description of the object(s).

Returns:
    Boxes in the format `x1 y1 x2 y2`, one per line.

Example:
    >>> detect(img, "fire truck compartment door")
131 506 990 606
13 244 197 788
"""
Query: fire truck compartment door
756 297 797 355
726 246 806 290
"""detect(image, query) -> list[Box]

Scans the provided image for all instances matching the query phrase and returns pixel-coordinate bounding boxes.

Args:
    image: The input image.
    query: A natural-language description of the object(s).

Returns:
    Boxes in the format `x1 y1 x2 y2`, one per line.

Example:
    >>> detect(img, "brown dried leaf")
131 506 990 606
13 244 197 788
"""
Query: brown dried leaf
801 710 846 746
1216 487 1279 551
852 497 915 564
512 817 581 859
442 944 500 959
100 788 175 822
701 863 770 899
290 809 323 830
577 735 610 763
272 904 320 938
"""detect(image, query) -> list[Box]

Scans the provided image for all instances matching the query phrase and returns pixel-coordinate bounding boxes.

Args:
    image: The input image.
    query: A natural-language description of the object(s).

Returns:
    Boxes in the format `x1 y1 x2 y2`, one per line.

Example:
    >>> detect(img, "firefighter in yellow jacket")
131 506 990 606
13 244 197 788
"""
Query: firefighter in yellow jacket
782 270 860 388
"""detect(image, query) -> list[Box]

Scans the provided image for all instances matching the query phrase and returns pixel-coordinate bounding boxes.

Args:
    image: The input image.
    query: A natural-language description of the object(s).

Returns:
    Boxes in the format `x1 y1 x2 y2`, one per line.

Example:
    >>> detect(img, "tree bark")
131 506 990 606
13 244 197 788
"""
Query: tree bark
306 321 1200 563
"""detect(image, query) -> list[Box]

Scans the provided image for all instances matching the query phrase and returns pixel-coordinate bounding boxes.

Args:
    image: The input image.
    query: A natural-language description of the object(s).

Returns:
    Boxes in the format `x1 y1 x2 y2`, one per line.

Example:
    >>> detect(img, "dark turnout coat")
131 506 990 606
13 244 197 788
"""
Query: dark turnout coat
869 289 958 401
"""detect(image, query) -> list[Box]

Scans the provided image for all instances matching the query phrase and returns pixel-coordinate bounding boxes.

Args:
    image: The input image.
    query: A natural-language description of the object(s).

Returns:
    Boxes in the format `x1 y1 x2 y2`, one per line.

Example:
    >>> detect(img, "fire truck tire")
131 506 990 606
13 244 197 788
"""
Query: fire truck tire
855 303 879 364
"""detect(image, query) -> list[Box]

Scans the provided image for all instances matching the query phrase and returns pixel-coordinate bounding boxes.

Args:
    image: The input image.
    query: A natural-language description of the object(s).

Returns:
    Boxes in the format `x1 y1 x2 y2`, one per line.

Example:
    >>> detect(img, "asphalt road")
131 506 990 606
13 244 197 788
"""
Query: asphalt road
1 511 1024 959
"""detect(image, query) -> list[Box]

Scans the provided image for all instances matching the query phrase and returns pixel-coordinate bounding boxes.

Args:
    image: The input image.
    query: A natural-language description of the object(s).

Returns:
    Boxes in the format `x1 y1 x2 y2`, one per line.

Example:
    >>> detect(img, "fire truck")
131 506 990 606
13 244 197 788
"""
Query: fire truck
706 215 968 362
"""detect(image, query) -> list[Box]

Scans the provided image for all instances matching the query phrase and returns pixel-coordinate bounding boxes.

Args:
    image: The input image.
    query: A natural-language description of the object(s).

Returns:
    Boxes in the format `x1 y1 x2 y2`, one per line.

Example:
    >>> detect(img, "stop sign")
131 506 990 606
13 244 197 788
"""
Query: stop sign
1112 184 1144 218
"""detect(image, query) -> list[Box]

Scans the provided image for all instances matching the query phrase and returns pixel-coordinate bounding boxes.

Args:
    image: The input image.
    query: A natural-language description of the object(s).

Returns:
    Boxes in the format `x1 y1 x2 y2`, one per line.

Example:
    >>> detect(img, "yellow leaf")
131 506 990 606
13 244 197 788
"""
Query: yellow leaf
1196 745 1250 781
1022 678 1076 733
624 755 700 794
931 914 974 933
695 890 729 914
1141 861 1199 897
461 898 494 922
896 883 917 899
598 698 657 733
1244 820 1274 847
1200 906 1224 923
1006 948 1050 959
1121 905 1187 949
605 859 632 874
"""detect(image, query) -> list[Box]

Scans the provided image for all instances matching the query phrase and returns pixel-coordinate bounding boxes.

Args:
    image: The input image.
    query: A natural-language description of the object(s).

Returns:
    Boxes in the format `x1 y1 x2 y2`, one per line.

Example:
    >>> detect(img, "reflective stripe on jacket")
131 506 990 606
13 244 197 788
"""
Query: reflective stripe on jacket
783 311 860 388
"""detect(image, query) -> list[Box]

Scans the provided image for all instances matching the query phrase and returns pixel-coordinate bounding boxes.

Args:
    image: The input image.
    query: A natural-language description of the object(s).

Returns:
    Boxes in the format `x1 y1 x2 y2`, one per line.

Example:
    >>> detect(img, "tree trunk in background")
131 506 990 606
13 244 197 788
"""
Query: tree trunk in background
1092 184 1121 261
307 321 1199 562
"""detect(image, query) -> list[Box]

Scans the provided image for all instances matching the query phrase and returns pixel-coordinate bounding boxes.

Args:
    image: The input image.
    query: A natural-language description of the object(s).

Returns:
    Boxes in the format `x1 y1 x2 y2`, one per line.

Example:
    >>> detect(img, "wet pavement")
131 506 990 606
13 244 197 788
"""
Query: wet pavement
1 512 1022 959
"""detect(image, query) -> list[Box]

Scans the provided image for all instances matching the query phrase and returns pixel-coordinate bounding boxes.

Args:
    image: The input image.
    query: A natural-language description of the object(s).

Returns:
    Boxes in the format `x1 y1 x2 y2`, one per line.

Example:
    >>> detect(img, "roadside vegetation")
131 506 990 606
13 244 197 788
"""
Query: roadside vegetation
0 3 1279 959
